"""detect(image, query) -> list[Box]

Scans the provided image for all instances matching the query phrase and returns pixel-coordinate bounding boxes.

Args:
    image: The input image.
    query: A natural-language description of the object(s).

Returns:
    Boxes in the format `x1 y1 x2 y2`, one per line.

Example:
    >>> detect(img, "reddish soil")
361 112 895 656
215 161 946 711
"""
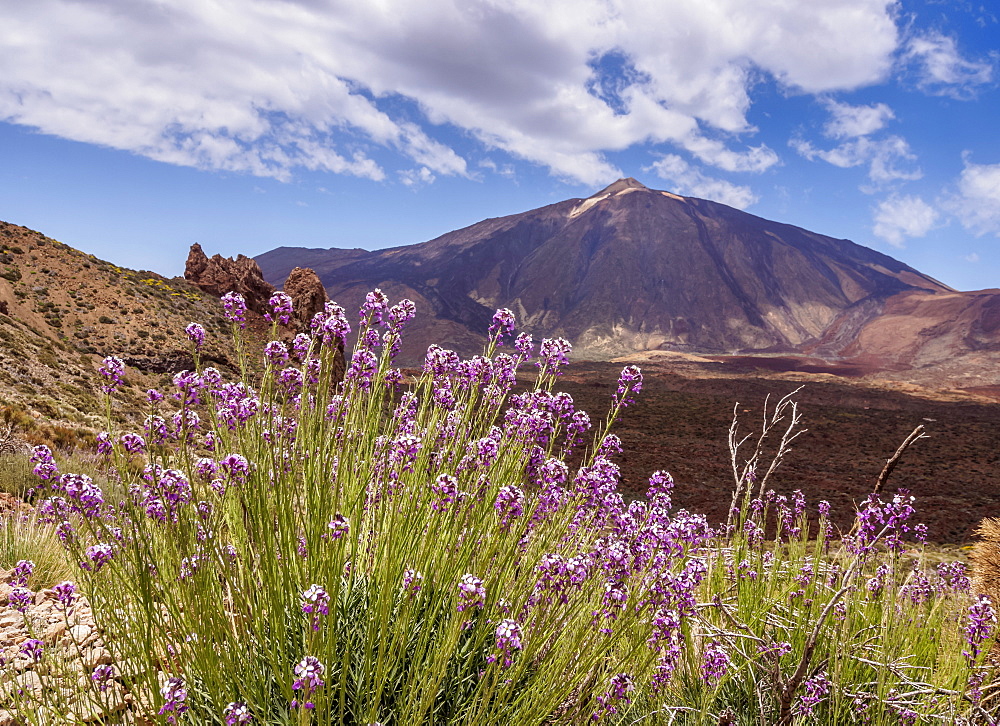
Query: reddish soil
556 356 1000 544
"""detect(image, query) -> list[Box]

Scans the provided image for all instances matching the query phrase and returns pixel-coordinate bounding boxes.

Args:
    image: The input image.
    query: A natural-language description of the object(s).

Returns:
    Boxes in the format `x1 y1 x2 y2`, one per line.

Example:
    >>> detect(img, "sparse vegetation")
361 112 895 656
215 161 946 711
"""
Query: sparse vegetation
2 293 993 724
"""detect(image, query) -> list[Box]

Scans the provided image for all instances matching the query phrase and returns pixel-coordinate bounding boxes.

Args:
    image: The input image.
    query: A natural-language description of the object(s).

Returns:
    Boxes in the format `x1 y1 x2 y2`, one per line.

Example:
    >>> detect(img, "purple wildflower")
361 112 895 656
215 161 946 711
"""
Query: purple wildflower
120 432 146 454
52 581 77 612
327 513 350 539
432 474 459 512
457 574 486 612
595 673 635 719
219 454 251 484
9 559 33 586
310 302 350 347
387 299 416 332
96 431 113 455
795 671 831 717
221 291 247 328
224 702 252 724
489 308 516 343
537 337 571 373
514 332 533 360
424 344 461 376
8 586 33 612
267 291 294 325
345 349 378 390
495 485 525 529
91 664 115 691
159 676 189 722
264 340 289 367
301 584 331 631
964 594 996 664
291 332 311 361
360 288 389 325
30 444 58 481
848 490 918 555
937 561 970 593
292 656 325 709
402 569 423 595
83 543 115 571
98 355 126 394
185 322 206 350
701 641 729 684
613 365 642 408
20 638 43 662
144 415 168 445
493 618 523 667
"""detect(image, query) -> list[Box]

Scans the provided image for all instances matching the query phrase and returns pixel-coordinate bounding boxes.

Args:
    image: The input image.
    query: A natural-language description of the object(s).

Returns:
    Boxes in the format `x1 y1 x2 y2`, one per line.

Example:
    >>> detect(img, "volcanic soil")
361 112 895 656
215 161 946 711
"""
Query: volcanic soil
555 353 1000 544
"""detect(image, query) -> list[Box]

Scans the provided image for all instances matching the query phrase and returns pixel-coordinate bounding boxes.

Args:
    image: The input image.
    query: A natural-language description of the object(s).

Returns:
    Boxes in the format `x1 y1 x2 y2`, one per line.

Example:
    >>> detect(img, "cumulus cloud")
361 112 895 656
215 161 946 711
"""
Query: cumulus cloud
791 135 921 185
399 167 436 188
0 0 901 185
872 194 940 247
647 155 757 209
822 100 895 138
903 31 994 99
944 157 1000 236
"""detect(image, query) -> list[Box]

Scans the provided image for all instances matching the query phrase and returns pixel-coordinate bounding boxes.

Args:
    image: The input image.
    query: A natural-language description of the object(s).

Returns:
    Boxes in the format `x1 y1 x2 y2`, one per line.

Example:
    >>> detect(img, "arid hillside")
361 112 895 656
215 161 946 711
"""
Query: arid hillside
0 221 236 431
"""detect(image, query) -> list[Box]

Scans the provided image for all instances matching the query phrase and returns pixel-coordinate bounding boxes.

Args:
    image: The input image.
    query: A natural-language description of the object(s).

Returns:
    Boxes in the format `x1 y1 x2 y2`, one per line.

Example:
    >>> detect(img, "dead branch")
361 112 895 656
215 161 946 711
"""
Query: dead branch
873 424 927 496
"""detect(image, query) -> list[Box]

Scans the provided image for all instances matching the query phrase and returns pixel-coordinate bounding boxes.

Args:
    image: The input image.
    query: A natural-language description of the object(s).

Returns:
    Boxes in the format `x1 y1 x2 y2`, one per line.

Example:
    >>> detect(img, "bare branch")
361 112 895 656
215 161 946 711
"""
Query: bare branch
873 424 928 496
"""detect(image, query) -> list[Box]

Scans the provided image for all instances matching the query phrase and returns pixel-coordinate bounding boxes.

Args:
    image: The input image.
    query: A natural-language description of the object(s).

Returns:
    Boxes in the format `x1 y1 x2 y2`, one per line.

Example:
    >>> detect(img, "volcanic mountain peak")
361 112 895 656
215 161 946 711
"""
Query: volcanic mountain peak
570 177 683 218
255 181 1000 385
594 177 649 195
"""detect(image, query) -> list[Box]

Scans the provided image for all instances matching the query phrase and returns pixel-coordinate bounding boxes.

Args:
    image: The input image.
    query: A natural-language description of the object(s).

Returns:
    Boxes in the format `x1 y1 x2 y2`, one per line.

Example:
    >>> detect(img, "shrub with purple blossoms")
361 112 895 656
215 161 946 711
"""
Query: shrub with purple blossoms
16 290 992 725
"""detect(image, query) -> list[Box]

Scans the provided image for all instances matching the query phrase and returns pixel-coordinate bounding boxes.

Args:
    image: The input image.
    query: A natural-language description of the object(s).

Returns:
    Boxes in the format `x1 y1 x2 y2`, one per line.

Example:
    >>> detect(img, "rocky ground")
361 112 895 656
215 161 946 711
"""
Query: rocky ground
0 566 129 725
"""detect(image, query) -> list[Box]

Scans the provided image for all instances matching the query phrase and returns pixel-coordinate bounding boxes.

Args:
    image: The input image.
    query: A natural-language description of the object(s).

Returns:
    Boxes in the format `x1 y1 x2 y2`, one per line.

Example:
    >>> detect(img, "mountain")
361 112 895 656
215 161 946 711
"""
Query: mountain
257 179 997 376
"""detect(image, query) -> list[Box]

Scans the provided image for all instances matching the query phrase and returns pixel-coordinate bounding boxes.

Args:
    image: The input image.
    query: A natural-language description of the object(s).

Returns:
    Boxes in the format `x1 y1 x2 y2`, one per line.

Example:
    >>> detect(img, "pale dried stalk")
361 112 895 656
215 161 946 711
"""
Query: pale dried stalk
726 387 807 530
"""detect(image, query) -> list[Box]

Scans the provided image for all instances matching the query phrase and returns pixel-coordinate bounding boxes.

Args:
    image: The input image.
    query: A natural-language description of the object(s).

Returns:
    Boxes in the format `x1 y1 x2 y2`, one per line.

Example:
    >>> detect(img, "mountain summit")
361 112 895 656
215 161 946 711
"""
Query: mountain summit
256 180 977 368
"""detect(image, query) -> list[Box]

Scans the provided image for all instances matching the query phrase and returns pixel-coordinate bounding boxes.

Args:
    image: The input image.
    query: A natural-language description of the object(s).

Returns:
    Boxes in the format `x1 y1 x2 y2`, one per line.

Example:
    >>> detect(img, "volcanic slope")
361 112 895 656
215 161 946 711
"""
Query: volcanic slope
0 221 237 432
257 178 951 363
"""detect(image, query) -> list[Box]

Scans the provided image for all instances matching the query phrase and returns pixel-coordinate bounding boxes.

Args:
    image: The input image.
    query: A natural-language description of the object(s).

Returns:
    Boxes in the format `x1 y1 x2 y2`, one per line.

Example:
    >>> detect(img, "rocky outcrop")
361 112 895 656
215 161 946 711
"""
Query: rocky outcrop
185 243 275 316
283 267 329 333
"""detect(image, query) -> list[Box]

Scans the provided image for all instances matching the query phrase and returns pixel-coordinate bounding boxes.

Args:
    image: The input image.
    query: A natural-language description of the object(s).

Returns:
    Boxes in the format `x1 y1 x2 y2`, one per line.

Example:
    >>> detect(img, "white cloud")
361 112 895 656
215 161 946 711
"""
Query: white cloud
647 154 757 209
0 0 901 185
791 135 921 185
944 158 1000 236
822 100 895 138
399 167 436 188
873 194 939 247
903 31 994 99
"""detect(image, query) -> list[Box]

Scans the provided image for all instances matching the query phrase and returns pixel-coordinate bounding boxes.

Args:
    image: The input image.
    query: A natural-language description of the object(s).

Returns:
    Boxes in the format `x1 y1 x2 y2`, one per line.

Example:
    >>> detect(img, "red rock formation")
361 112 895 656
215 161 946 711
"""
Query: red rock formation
283 266 329 333
185 243 275 315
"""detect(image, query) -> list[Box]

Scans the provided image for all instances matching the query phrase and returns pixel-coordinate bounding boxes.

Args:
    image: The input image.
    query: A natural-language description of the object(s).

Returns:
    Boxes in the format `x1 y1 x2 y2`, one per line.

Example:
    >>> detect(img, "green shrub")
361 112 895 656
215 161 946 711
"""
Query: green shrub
9 297 994 725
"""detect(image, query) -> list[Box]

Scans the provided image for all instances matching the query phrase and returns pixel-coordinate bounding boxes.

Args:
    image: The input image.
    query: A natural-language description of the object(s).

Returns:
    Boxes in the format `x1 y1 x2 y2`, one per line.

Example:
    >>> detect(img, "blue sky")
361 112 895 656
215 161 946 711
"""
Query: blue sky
1 0 998 290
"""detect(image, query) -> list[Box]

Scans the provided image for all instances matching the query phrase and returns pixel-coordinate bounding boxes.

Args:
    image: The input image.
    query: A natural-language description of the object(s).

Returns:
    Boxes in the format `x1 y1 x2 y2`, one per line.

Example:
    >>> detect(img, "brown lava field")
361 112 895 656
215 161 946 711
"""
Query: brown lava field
554 354 1000 545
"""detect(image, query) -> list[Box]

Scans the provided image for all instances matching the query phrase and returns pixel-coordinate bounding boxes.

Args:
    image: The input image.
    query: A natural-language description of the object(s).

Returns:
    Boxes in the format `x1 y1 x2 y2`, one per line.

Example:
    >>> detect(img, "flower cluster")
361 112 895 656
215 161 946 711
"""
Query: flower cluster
221 292 247 328
457 574 486 612
292 656 325 709
267 291 294 325
301 584 331 631
98 355 126 394
159 676 189 722
185 322 206 350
